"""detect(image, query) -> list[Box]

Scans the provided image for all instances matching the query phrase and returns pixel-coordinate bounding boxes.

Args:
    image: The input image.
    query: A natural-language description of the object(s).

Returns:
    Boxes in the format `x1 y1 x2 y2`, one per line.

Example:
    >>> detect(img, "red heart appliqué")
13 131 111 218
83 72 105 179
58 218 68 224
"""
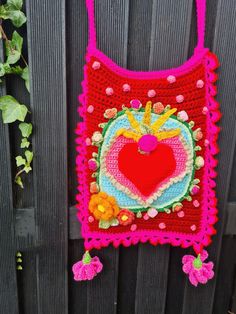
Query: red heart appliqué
118 142 176 197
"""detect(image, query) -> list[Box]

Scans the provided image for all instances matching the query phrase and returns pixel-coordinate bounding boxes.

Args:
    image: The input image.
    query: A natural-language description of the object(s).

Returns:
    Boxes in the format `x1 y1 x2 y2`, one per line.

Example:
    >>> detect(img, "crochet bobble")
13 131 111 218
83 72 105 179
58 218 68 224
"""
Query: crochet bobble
147 89 156 98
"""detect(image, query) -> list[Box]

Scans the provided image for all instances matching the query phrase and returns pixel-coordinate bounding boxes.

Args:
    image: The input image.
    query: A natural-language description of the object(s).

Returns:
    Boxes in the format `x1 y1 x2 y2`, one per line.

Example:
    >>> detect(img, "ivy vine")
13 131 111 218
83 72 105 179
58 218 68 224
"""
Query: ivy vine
0 0 32 188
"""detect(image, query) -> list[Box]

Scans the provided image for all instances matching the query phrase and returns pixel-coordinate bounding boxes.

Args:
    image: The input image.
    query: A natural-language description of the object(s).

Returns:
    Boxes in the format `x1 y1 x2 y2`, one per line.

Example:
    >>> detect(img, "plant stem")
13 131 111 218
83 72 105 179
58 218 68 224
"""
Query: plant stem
15 168 25 179
0 24 28 67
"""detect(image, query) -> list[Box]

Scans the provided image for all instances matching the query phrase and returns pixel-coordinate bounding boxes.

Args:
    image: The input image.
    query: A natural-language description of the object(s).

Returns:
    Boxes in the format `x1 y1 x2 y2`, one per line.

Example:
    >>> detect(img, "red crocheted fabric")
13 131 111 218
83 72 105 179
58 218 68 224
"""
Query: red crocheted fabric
75 0 221 255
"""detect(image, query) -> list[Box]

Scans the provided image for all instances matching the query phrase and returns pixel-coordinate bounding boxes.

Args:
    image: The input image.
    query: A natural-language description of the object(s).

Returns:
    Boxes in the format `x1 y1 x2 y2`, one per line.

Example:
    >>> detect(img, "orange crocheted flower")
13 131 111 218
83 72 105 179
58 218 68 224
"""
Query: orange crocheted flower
117 209 135 226
89 192 120 221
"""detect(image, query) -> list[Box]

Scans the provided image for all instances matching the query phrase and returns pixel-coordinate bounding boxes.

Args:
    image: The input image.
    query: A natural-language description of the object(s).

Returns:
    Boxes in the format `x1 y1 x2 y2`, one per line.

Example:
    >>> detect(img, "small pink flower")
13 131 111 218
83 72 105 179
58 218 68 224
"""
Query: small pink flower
182 250 214 287
88 158 99 171
104 108 117 119
190 185 200 195
195 156 204 170
90 182 99 193
130 99 142 110
91 131 103 144
153 102 164 114
72 251 103 281
193 128 203 141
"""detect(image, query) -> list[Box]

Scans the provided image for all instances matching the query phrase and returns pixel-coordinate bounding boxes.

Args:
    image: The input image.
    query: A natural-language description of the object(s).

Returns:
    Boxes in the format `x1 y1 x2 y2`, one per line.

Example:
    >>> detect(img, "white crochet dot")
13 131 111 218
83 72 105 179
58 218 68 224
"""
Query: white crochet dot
87 105 94 113
105 87 114 96
190 224 197 231
202 106 208 114
167 75 176 83
122 83 131 92
176 94 184 103
196 79 204 88
92 61 101 70
147 89 156 98
159 222 166 229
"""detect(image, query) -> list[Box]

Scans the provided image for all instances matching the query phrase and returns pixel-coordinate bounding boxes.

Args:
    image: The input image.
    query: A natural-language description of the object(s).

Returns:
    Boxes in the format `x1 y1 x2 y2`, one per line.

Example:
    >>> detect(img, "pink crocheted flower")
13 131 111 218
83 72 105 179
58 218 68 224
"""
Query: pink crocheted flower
72 251 103 281
182 250 214 287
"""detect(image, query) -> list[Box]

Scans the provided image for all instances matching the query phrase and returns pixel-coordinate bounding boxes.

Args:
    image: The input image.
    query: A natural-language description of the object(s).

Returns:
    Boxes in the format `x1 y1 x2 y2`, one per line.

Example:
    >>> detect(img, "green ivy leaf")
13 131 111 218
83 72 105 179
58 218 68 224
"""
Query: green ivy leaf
1 3 26 27
0 63 6 77
6 31 23 64
110 218 119 226
15 155 26 167
20 137 30 148
25 150 33 164
21 66 29 91
7 0 23 10
98 219 111 229
15 175 23 188
24 165 32 173
8 65 23 75
0 5 8 19
0 95 28 123
19 122 32 138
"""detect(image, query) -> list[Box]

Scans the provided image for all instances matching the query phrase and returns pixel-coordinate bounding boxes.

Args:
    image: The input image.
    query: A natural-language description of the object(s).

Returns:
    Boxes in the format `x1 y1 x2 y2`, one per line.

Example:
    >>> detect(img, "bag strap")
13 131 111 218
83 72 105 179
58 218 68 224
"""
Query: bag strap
86 0 97 49
196 0 206 50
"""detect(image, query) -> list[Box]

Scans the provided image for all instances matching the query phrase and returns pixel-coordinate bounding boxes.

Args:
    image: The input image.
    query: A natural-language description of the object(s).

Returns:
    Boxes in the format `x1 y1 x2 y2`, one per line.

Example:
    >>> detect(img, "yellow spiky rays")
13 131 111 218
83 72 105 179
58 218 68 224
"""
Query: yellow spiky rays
116 101 181 142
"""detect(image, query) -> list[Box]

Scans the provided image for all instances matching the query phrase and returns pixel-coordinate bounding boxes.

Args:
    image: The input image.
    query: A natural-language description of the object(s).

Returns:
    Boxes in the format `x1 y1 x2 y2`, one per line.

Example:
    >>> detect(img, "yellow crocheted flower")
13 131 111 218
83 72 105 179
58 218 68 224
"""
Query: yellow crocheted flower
89 192 120 221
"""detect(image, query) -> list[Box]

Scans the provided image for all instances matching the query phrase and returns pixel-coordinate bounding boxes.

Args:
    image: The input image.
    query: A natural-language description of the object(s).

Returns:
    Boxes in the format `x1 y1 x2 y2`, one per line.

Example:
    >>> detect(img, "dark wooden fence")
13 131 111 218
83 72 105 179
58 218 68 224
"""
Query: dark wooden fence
1 0 236 313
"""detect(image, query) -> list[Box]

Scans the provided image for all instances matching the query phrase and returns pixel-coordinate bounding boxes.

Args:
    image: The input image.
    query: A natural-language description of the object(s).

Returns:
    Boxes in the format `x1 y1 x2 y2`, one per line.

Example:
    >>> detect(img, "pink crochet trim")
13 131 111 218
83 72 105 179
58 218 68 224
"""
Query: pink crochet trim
75 49 220 254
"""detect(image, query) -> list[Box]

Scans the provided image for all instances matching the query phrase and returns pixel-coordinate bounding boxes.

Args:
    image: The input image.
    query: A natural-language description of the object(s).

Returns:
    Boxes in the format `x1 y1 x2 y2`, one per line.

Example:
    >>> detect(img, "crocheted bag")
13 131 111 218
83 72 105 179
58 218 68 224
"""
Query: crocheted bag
73 0 221 286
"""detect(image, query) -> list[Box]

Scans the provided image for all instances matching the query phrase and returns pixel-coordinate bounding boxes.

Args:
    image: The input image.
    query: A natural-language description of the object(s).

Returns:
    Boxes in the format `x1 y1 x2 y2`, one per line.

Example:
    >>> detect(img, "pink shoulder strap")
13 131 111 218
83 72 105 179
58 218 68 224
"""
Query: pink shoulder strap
86 0 206 51
196 0 206 50
86 0 97 49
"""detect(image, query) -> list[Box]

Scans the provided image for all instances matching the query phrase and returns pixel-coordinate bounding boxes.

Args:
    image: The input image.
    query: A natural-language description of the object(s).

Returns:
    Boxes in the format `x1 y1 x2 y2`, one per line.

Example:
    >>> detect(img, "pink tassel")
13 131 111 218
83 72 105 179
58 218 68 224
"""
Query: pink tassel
182 250 214 287
72 251 103 281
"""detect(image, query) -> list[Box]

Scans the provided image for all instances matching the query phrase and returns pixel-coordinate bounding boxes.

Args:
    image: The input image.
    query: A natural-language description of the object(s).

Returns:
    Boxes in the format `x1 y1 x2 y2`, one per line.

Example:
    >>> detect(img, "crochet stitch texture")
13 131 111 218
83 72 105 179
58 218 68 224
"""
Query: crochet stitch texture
75 0 220 256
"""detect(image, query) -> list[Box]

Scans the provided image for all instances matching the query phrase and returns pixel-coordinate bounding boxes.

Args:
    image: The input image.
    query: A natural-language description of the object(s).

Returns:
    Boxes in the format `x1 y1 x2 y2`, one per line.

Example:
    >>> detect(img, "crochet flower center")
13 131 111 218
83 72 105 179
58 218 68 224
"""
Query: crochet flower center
82 251 92 264
193 254 203 269
138 134 158 153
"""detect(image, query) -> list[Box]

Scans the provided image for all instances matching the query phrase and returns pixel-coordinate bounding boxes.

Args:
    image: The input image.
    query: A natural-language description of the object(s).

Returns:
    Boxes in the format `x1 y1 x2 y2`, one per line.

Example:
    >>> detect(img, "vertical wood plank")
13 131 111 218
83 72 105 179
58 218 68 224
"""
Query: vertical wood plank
134 1 193 313
213 236 236 314
182 1 236 313
0 45 19 314
67 0 88 206
68 240 88 314
25 0 68 313
86 1 129 314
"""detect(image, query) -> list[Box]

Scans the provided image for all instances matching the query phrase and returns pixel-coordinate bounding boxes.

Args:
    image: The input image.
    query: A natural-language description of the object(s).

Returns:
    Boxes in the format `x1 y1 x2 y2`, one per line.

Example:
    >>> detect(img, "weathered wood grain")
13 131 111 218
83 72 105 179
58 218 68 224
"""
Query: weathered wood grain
1 0 236 313
134 1 193 313
25 0 68 313
0 45 19 314
182 1 236 313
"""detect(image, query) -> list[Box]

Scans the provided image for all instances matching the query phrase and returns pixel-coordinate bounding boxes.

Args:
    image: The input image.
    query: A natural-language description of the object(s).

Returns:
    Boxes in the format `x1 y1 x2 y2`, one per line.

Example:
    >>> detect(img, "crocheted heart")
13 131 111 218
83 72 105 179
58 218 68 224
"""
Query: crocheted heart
104 135 190 206
118 142 176 197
